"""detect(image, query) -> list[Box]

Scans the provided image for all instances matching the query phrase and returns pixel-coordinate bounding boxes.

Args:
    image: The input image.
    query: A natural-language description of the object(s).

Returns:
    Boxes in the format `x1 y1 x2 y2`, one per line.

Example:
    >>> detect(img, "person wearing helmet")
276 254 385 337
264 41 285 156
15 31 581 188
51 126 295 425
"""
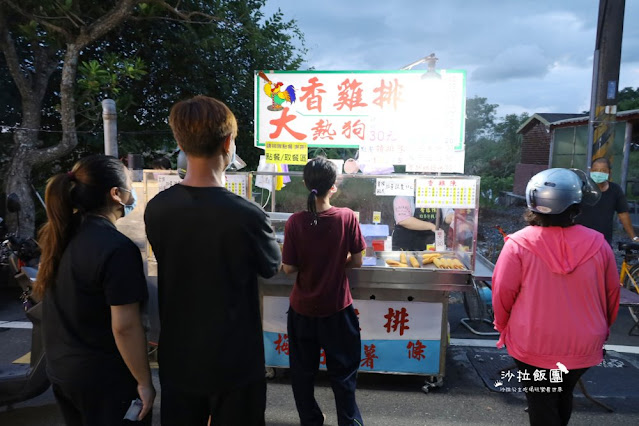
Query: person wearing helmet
492 168 619 426
575 157 638 244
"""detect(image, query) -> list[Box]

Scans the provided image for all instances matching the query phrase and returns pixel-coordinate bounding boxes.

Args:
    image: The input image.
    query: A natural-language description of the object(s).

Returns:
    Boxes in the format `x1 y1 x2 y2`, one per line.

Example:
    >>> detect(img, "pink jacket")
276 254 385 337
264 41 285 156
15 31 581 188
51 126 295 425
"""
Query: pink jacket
492 225 619 369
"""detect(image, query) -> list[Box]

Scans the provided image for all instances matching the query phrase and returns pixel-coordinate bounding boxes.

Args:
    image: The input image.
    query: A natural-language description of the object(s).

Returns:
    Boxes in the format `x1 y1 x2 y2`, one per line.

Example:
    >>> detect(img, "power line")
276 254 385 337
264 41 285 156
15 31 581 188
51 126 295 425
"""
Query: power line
0 125 173 135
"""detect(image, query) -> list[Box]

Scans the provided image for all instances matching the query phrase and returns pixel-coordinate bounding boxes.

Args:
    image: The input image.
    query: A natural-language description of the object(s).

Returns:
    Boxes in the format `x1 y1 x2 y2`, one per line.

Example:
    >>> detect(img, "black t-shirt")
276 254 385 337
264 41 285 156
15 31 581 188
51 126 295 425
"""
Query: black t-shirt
144 184 281 393
576 181 629 243
43 216 148 385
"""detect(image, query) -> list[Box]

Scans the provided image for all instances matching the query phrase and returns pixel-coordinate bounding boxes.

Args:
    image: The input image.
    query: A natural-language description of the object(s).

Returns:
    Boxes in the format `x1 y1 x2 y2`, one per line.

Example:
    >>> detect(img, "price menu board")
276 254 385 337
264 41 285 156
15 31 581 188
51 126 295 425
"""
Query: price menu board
415 178 476 209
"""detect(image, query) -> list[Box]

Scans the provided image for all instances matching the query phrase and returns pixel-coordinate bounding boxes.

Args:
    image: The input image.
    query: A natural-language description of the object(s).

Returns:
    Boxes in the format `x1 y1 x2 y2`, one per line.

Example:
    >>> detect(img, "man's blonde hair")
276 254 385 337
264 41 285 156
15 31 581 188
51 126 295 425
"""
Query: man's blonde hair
169 95 238 157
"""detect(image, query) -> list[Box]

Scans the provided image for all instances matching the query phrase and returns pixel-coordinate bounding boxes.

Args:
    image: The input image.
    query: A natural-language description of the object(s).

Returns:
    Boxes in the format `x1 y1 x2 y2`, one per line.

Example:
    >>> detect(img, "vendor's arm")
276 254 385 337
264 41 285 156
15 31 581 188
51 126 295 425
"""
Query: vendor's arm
442 208 454 225
491 239 522 341
618 212 637 240
615 189 636 240
398 216 437 231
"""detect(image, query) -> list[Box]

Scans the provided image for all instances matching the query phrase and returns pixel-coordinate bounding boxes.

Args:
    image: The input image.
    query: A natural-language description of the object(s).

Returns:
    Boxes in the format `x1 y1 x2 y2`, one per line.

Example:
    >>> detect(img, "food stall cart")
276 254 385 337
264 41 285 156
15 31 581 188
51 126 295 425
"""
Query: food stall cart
256 170 480 392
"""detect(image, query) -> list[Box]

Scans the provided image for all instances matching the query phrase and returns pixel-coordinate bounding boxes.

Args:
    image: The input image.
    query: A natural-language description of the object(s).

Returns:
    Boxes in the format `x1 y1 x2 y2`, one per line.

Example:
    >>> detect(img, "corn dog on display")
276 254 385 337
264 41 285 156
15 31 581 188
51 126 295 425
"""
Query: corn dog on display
422 253 442 265
381 251 466 270
431 257 465 270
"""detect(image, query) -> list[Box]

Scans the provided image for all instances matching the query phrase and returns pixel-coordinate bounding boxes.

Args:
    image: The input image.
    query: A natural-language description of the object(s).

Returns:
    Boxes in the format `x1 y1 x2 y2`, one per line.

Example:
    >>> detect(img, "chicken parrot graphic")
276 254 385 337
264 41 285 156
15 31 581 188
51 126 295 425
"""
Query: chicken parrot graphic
258 71 296 111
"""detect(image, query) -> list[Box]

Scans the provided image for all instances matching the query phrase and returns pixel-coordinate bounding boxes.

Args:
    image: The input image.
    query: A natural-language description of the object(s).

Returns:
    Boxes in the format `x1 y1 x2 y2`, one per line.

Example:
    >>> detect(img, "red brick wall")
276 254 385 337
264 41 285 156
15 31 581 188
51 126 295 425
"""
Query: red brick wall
513 163 548 195
521 123 551 165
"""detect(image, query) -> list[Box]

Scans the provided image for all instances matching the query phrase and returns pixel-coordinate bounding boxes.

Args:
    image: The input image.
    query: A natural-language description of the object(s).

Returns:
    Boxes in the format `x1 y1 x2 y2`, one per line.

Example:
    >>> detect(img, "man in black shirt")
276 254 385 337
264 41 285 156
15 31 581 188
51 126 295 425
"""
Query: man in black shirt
145 96 281 426
576 158 638 244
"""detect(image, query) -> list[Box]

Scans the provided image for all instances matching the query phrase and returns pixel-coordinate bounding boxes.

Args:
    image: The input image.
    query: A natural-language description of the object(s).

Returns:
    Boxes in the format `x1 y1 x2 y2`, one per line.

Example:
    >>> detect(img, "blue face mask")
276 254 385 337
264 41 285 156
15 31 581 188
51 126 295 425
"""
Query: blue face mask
590 172 609 184
119 187 137 217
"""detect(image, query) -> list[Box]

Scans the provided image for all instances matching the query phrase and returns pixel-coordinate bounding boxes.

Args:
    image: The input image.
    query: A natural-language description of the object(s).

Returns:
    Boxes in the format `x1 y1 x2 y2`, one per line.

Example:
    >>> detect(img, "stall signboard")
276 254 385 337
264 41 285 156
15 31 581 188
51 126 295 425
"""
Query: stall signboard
156 173 248 198
263 296 442 374
225 174 249 198
375 178 415 196
265 142 308 165
415 178 477 209
157 175 181 192
254 70 466 173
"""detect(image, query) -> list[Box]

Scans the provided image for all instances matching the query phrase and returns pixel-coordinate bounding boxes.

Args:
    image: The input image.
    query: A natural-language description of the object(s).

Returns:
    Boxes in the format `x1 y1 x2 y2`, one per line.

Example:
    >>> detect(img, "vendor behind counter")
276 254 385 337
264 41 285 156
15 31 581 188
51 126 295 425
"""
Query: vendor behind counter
392 196 453 251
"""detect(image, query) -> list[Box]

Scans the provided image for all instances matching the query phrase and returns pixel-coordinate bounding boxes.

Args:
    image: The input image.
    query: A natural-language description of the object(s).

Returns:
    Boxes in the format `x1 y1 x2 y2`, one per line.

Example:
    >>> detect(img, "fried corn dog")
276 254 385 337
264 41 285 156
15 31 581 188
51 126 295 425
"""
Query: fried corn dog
433 258 443 268
400 252 407 264
422 253 442 259
409 255 420 268
452 259 465 269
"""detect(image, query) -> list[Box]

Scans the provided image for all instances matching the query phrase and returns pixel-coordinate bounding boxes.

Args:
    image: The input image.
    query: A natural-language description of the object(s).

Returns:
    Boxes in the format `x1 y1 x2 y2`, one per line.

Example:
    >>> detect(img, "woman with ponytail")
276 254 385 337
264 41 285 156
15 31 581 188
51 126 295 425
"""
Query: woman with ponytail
37 155 155 425
282 157 366 426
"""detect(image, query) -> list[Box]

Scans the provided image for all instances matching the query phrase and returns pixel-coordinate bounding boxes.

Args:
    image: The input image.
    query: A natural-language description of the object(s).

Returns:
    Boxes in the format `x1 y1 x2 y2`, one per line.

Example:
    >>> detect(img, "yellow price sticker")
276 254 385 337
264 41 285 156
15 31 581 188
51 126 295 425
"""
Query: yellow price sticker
265 141 308 165
372 211 381 224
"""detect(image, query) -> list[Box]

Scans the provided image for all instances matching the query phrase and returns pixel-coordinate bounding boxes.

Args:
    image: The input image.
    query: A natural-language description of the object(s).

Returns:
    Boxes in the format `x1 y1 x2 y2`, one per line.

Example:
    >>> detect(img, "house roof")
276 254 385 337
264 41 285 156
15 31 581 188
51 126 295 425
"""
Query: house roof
517 113 587 134
549 108 639 128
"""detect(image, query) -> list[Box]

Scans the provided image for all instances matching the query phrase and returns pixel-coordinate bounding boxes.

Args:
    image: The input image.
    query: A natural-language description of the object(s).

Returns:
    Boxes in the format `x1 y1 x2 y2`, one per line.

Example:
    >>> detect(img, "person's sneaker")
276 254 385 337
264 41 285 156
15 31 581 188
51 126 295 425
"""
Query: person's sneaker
322 413 327 424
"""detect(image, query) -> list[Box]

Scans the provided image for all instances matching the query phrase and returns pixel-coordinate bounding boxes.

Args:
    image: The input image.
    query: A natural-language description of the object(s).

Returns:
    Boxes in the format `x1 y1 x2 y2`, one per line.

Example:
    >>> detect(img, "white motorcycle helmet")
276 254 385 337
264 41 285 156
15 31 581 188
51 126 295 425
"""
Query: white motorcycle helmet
526 168 601 214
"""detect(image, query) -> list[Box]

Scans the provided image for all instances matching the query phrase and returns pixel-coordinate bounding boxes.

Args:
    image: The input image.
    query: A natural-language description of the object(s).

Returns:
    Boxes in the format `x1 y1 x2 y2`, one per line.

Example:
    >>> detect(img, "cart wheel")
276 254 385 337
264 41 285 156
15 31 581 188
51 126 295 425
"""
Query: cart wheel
463 279 484 321
421 376 443 394
265 367 276 379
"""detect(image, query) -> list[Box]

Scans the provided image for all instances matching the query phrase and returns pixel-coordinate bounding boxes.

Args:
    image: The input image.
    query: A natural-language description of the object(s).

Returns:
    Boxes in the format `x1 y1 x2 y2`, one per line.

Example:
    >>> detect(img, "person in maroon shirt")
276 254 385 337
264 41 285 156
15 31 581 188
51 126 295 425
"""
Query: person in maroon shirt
282 157 366 426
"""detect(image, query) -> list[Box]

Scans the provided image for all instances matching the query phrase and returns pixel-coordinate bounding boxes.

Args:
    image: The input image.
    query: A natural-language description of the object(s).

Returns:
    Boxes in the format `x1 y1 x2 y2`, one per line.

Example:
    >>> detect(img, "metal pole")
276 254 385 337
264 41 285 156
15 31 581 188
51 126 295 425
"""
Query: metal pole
588 0 625 170
621 121 632 194
586 49 599 170
102 99 118 157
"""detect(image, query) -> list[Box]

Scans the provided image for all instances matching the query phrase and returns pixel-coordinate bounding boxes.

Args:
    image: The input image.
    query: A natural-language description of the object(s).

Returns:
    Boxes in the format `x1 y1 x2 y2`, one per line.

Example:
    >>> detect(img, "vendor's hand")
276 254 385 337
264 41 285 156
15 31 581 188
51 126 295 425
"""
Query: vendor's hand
137 382 156 420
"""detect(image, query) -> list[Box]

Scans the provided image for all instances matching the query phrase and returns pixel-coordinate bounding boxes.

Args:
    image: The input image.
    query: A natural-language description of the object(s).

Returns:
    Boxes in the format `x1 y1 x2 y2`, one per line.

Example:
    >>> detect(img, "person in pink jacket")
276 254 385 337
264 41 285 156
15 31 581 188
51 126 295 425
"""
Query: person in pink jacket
492 168 619 426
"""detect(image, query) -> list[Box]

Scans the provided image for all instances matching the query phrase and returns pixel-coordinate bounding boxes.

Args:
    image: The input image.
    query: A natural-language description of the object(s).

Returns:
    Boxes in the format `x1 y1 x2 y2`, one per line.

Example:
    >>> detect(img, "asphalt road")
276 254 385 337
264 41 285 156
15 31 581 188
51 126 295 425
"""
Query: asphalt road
1 287 639 425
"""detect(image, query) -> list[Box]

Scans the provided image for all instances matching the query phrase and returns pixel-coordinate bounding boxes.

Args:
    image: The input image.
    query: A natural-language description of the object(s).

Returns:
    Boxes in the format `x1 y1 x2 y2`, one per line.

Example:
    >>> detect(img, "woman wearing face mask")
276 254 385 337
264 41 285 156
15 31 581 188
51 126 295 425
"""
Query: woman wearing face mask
36 155 155 425
575 157 638 244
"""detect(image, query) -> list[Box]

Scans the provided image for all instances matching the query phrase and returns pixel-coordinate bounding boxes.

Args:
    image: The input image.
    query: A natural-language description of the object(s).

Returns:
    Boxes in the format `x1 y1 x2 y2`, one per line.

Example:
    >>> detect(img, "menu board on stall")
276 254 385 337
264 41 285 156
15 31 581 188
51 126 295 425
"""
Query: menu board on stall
254 70 466 173
415 178 477 209
157 175 182 192
225 174 248 198
375 178 415 196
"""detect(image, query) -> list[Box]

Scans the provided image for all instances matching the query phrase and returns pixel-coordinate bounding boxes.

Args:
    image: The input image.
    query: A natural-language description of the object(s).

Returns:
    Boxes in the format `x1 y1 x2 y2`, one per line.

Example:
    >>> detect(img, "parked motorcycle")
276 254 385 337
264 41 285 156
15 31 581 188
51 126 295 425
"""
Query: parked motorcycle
0 193 49 408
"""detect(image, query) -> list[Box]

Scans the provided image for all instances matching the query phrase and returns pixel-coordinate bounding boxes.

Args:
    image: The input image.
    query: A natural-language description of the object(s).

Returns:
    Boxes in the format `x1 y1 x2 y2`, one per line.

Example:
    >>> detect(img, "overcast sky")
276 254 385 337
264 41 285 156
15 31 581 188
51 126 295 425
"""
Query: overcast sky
262 0 639 119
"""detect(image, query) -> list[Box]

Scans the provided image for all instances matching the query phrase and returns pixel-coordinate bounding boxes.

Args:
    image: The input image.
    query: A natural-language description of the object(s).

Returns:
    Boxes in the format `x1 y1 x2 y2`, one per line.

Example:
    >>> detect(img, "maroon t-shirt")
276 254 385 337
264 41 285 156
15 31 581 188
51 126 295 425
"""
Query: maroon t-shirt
283 207 366 317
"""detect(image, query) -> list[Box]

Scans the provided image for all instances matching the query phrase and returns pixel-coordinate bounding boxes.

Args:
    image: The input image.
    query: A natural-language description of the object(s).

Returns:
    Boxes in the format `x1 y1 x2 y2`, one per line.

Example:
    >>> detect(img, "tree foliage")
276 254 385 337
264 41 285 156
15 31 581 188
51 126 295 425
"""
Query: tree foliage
464 96 498 145
0 0 306 236
618 86 639 112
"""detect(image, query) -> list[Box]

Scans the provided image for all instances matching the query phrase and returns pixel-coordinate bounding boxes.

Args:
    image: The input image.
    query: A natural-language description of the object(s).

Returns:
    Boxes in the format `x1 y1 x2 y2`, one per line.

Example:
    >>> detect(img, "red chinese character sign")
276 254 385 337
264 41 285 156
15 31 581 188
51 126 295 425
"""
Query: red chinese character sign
255 70 466 173
262 296 443 374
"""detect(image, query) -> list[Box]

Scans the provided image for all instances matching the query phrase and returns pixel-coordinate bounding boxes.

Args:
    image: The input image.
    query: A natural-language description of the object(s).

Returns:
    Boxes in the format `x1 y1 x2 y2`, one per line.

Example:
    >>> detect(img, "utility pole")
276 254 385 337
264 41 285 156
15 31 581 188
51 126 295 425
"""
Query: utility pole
587 0 625 170
102 99 118 157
